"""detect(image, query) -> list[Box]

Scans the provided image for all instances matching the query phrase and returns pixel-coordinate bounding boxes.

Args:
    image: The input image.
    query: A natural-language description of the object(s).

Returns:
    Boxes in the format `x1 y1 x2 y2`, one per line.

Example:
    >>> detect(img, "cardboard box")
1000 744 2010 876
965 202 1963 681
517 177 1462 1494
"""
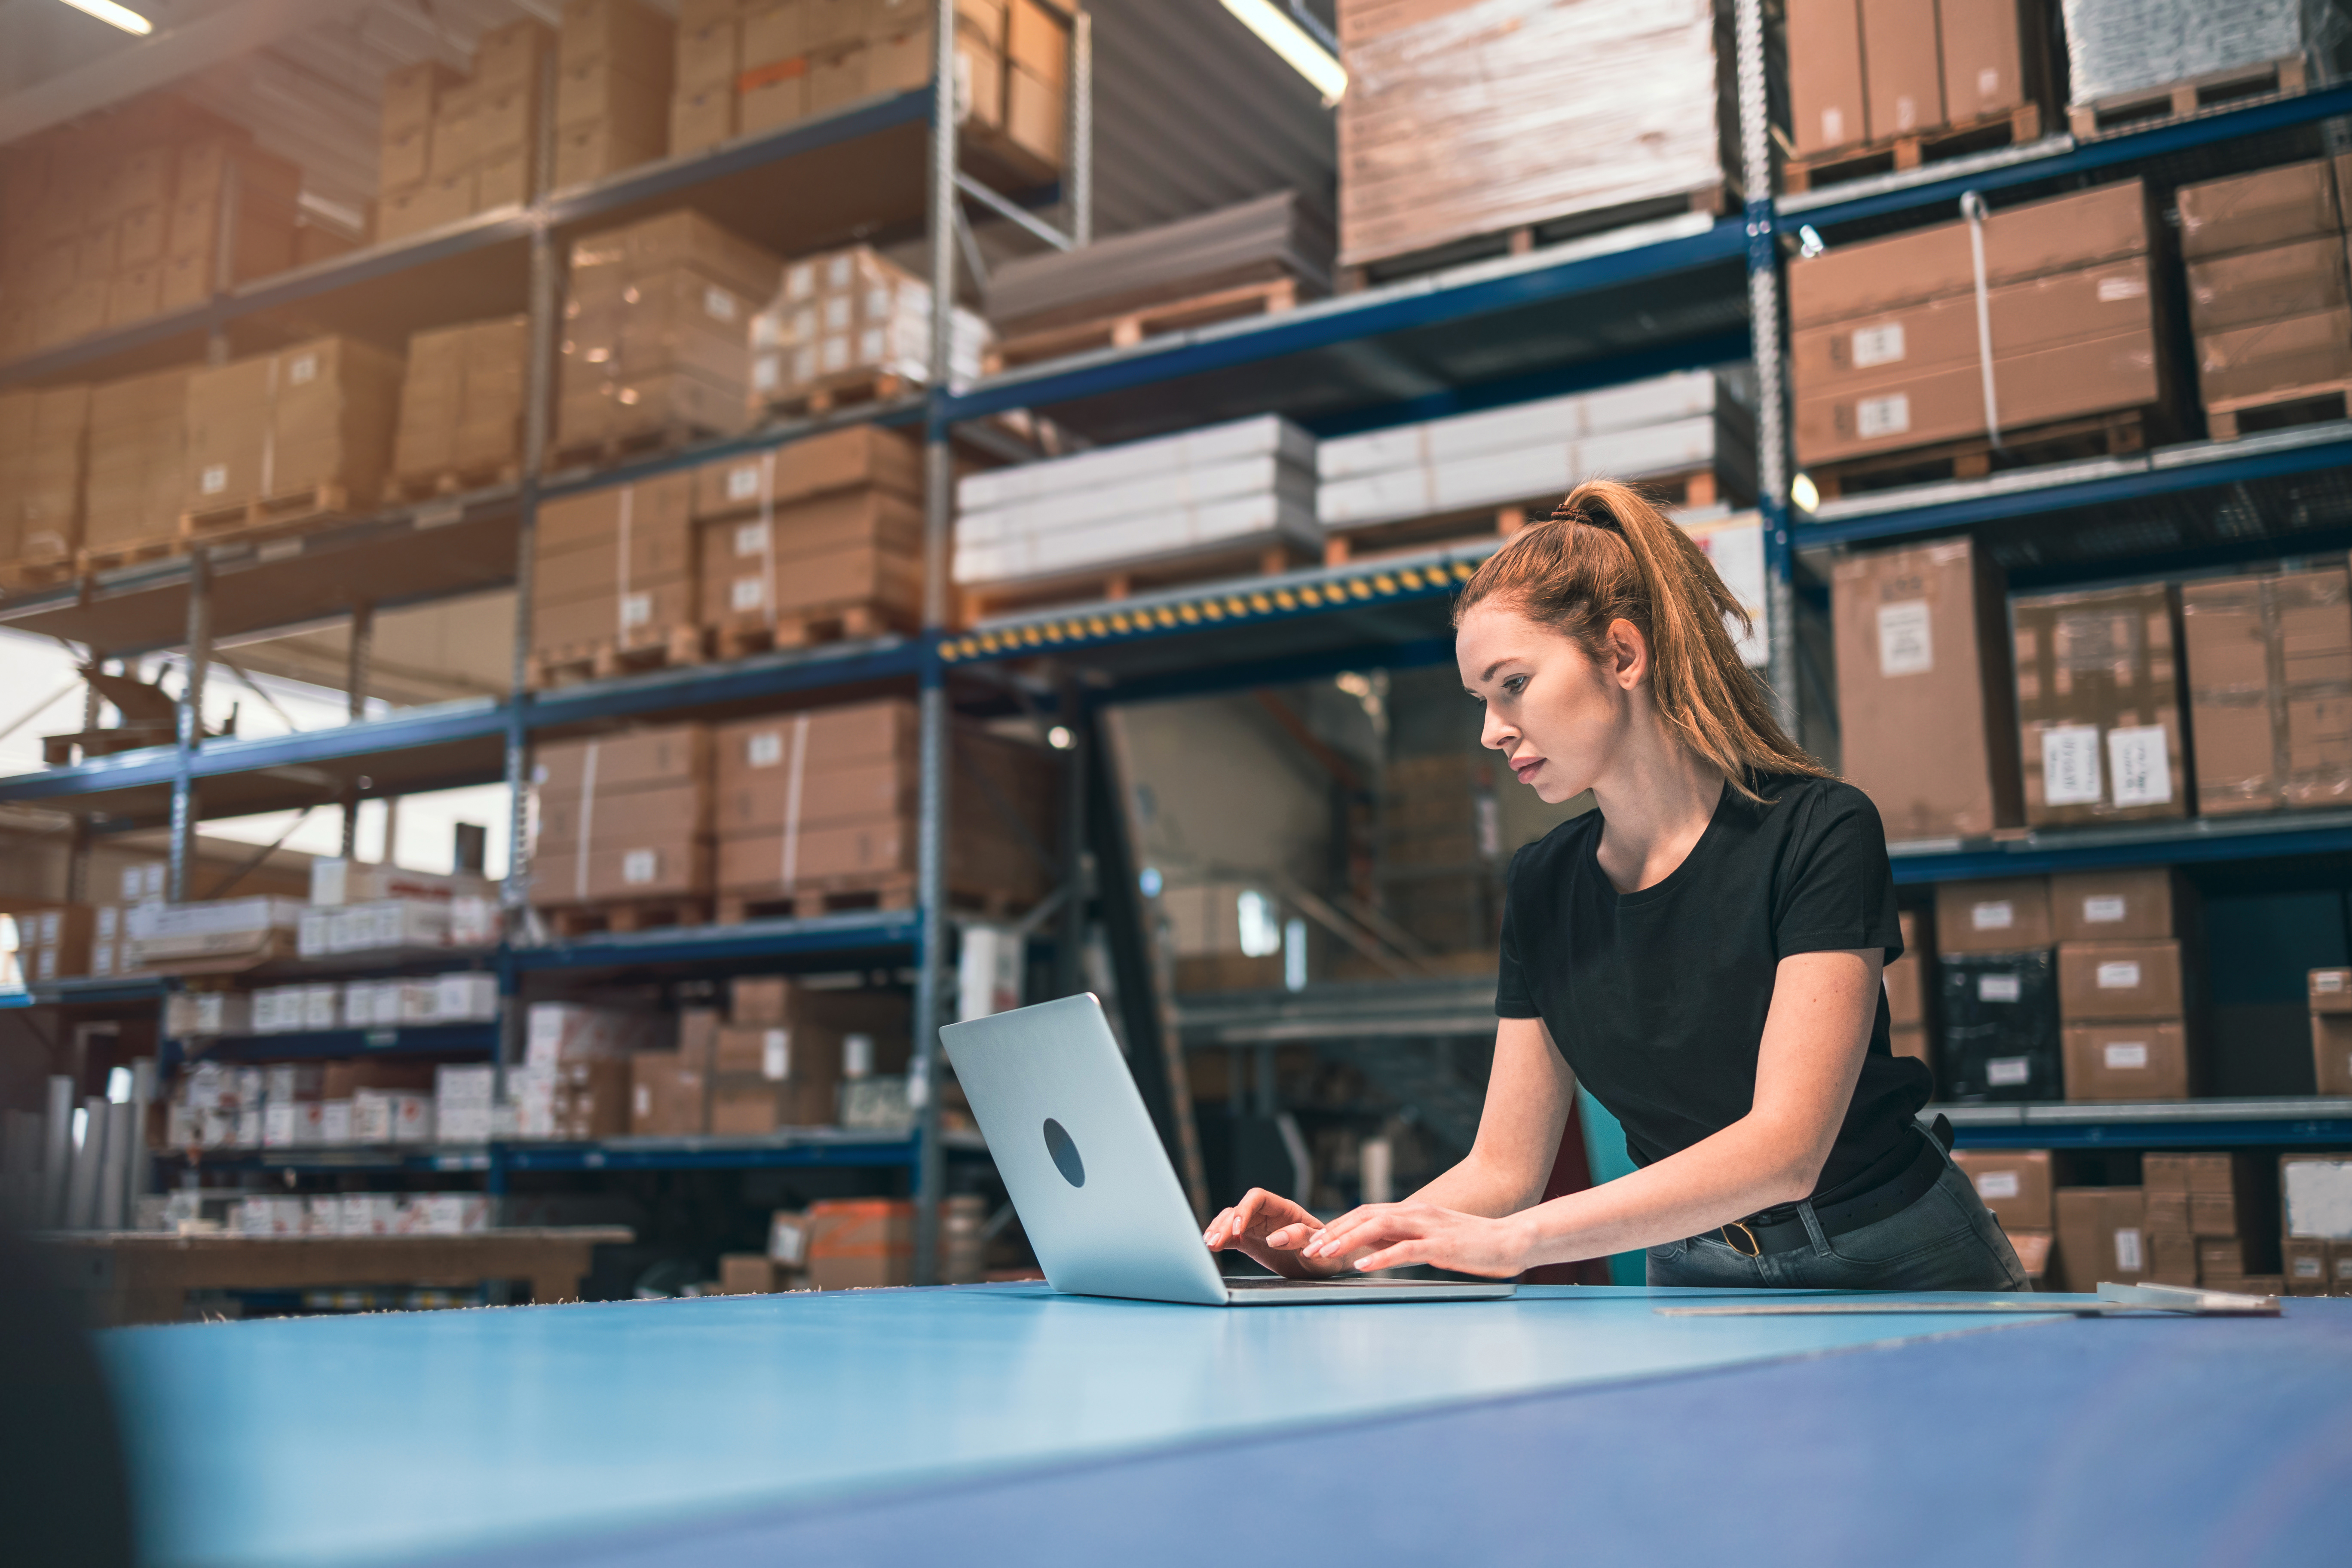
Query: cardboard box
1938 0 2028 123
2054 1186 2147 1292
475 17 554 88
1832 538 2021 839
2182 567 2352 815
383 58 465 132
1935 878 2053 954
2057 940 2184 1022
2311 968 2352 1013
553 120 667 190
628 1053 708 1135
676 13 742 91
2186 237 2349 336
570 208 782 305
2283 1237 2328 1294
691 425 922 518
393 315 529 482
670 83 738 153
697 489 922 631
1860 0 1942 138
1003 62 1063 166
1004 0 1066 85
805 1197 913 1289
710 1075 837 1131
561 0 677 74
2311 1013 2352 1094
2281 1155 2352 1239
2332 1240 2352 1292
1952 1148 2053 1230
534 724 708 796
743 0 808 66
2048 868 2183 943
2198 306 2352 407
2147 1229 2200 1286
1884 906 1928 1025
2177 159 2340 260
719 1253 782 1294
1937 949 2061 1102
2008 1228 2052 1280
740 61 811 134
1786 0 1866 155
183 337 407 514
2012 583 2187 828
2063 1020 2191 1100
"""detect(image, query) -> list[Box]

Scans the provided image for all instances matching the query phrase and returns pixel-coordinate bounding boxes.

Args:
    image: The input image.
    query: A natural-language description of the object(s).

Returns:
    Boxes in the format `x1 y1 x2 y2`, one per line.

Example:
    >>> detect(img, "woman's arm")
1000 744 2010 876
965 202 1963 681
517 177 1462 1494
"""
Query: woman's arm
1304 947 1883 1276
1203 1015 1574 1276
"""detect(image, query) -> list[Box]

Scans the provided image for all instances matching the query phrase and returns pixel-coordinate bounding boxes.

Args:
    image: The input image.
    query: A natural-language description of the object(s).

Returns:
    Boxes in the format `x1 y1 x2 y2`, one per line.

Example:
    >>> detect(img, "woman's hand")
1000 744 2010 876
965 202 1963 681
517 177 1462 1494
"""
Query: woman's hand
1302 1200 1534 1279
1202 1188 1351 1278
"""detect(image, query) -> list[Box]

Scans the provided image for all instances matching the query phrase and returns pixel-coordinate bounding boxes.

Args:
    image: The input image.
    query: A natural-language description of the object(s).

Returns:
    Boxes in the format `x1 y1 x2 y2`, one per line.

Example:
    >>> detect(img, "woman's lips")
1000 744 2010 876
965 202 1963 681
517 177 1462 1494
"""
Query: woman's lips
1512 756 1544 783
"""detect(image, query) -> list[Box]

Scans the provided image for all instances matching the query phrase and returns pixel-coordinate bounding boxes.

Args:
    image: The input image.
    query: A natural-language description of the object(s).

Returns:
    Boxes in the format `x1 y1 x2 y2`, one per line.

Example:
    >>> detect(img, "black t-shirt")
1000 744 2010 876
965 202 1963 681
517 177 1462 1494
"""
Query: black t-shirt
1495 773 1926 1198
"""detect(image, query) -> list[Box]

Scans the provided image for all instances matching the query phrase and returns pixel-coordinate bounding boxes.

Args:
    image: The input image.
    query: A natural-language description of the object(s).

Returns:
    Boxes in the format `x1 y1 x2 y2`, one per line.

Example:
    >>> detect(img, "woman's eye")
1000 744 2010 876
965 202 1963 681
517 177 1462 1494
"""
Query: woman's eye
1502 675 1528 695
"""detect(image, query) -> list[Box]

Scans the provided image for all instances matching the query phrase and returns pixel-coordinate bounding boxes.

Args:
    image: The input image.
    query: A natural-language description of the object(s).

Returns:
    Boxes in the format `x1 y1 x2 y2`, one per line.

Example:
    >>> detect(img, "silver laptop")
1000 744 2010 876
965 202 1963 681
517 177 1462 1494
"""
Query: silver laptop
942 993 1516 1306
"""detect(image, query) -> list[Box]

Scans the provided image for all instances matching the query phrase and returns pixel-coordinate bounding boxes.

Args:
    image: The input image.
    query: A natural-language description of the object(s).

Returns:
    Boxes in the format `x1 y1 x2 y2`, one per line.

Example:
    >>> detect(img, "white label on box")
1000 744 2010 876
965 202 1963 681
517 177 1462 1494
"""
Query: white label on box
843 1032 874 1080
1985 1056 2030 1085
2083 895 2128 925
2096 274 2147 303
200 463 228 495
1876 600 1933 677
728 466 761 502
734 521 769 556
2319 972 2347 993
704 287 736 322
2107 725 2172 806
770 1214 808 1265
622 848 658 885
824 295 852 331
1851 322 1905 368
2097 961 2142 990
762 1028 790 1081
731 577 767 612
752 353 779 392
746 731 784 768
2293 1254 2325 1280
1975 1170 2022 1200
1820 107 1844 145
1970 900 2015 932
1979 974 2022 1003
2104 1041 2150 1070
2114 1227 2143 1271
1856 392 1911 438
2042 724 2104 805
634 1083 652 1118
1978 67 2001 97
620 591 652 628
288 352 318 384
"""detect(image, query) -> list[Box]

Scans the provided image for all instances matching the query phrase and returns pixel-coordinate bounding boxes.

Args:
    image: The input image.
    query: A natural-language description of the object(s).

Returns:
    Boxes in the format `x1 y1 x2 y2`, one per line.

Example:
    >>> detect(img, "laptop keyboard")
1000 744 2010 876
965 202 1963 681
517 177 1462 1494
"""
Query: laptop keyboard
1225 1276 1484 1289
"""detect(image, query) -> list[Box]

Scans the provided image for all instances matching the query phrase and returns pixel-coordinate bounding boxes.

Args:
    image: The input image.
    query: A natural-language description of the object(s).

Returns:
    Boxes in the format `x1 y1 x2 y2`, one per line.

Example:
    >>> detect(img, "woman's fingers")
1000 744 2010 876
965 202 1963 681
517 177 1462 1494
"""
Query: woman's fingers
1263 1222 1311 1250
1353 1239 1428 1272
1305 1204 1393 1258
1203 1207 1238 1247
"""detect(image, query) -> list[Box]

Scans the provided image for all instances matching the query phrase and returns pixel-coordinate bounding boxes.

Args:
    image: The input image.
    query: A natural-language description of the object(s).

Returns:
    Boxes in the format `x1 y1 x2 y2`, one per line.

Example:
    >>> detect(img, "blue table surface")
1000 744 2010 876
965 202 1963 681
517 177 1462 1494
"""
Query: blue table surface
99 1284 2349 1568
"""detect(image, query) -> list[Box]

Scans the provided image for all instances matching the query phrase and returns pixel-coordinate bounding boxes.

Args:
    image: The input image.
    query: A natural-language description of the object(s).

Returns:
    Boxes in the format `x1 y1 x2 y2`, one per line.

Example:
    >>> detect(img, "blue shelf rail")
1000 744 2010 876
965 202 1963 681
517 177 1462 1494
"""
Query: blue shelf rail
150 1128 985 1175
1937 1098 2352 1150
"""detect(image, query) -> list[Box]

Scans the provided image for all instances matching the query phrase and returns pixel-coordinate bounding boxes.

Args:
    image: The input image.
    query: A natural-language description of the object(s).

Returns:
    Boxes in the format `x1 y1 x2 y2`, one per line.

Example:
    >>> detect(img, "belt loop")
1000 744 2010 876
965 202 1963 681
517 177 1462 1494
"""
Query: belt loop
1795 1198 1832 1256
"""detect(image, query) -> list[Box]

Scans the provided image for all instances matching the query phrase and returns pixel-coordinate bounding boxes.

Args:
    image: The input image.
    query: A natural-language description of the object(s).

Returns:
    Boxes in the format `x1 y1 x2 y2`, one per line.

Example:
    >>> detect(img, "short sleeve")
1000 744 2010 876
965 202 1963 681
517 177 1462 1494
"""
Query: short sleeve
1495 845 1541 1018
1773 784 1904 962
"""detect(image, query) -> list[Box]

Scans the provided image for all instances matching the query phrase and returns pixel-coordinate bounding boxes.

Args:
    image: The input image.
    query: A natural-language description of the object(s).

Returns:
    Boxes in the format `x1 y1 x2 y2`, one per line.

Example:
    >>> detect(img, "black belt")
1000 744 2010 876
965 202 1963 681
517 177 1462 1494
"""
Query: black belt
1703 1119 1951 1259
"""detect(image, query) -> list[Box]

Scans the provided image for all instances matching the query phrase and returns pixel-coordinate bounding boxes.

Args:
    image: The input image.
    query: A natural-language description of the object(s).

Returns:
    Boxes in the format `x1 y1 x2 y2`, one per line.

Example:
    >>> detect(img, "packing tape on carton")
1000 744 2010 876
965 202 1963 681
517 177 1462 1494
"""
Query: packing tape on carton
614 483 634 640
779 712 810 891
1961 191 2002 450
574 740 598 903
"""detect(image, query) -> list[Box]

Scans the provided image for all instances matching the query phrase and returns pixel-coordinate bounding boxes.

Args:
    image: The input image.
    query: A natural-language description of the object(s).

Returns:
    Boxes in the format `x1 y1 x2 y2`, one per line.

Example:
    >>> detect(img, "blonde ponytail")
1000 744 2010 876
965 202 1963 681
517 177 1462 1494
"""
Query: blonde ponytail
1453 480 1825 799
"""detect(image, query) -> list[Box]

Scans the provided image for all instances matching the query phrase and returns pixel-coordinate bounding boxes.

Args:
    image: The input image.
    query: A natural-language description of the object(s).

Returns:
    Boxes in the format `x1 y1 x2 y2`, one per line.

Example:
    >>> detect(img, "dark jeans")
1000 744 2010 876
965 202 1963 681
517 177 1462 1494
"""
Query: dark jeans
1646 1146 2031 1291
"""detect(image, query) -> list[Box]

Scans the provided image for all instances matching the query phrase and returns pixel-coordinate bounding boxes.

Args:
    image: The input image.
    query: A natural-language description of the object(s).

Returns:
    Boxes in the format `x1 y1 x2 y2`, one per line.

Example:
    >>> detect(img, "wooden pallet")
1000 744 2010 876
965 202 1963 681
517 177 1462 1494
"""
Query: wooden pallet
958 538 1320 624
2070 56 2308 139
77 534 181 576
544 424 727 476
1808 410 2155 502
985 279 1302 373
712 600 916 660
756 371 910 422
1338 184 1733 293
717 875 1015 923
539 895 712 939
524 623 707 689
1322 469 1733 566
1782 103 2044 195
179 482 348 545
0 551 80 590
2206 383 2352 442
390 460 520 502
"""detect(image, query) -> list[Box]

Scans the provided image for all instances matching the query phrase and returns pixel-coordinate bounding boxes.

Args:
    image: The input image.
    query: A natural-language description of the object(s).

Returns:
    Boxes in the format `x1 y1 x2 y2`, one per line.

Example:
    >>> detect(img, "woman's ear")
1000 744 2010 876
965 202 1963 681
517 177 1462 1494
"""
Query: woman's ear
1607 619 1648 689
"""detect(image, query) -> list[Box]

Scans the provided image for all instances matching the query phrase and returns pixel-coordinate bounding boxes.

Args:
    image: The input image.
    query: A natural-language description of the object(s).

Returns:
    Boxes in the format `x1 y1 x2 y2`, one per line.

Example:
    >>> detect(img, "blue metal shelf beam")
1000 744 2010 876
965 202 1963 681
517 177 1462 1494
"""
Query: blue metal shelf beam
1889 809 2352 883
511 911 919 971
190 1025 501 1061
153 1131 981 1173
1950 1115 2352 1150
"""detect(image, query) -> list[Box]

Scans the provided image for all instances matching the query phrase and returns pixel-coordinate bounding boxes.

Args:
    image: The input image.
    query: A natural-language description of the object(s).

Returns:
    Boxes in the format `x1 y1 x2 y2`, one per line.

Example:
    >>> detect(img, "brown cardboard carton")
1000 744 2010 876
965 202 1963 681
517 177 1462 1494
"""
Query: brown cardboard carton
710 1075 837 1132
2183 567 2352 814
2197 306 2352 407
805 1198 913 1289
2146 1188 2191 1233
1860 0 1942 138
561 0 678 74
532 836 712 903
1938 0 2028 122
379 173 477 242
2054 1186 2146 1292
531 577 697 650
743 0 808 65
2012 583 2187 827
808 43 869 116
477 147 533 210
2186 237 2349 335
535 724 710 797
679 1007 722 1071
182 338 406 514
2198 1237 2247 1279
2147 1229 2199 1285
1796 325 2160 465
1004 62 1063 165
2063 1020 2190 1099
380 122 432 194
538 470 697 552
2310 968 2352 1013
628 1054 708 1135
2284 1238 2329 1294
676 14 742 91
569 209 782 302
557 56 672 142
691 425 922 518
1934 877 2053 953
553 121 667 189
1005 0 1066 84
2311 1013 2352 1094
671 83 738 153
1953 1148 2053 1229
1884 907 1928 1025
538 781 708 849
2057 940 2184 1022
697 491 922 631
382 58 465 132
729 975 909 1034
2008 1228 2052 1280
1787 0 1867 154
718 1253 781 1293
2331 1240 2352 1292
2049 868 2182 942
2177 159 2340 260
475 17 554 87
804 0 866 49
740 62 812 134
1832 538 2021 839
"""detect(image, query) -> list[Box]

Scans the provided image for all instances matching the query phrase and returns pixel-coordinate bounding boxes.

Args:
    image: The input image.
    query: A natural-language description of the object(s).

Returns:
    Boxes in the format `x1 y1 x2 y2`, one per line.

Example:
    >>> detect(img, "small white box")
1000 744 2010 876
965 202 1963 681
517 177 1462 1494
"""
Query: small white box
319 1099 354 1144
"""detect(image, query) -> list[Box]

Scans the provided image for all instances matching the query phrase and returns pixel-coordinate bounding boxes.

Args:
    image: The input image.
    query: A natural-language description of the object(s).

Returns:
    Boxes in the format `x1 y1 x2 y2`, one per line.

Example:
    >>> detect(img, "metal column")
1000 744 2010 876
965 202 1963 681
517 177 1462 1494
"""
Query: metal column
340 600 374 858
1735 0 1797 735
167 549 211 902
1066 6 1093 246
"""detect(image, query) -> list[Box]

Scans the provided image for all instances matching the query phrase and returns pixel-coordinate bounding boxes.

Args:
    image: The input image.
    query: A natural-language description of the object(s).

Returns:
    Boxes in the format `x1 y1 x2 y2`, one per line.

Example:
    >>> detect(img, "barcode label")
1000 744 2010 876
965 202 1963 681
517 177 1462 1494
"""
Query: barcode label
2097 961 2142 990
746 732 783 767
2114 1228 2143 1271
2104 1041 2150 1070
1976 1171 2021 1200
728 466 760 501
1877 600 1933 677
1856 392 1911 439
2042 724 2104 805
1986 1057 2030 1085
622 849 658 885
2108 725 2173 806
1971 900 2015 932
2084 895 2127 924
1852 323 1906 368
1979 975 2022 1003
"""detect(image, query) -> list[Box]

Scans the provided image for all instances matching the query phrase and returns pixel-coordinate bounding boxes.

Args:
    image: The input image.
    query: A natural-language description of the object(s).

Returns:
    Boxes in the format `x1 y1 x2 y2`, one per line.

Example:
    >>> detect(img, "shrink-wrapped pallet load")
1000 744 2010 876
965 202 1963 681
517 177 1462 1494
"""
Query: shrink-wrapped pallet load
747 244 987 413
181 337 406 524
1335 0 1736 277
530 724 713 907
2010 583 2189 829
2062 0 2325 124
528 470 700 677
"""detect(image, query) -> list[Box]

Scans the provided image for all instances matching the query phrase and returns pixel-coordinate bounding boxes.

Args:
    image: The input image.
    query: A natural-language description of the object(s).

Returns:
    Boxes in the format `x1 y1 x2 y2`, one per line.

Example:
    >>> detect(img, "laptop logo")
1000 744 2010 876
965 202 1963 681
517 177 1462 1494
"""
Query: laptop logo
1043 1118 1085 1187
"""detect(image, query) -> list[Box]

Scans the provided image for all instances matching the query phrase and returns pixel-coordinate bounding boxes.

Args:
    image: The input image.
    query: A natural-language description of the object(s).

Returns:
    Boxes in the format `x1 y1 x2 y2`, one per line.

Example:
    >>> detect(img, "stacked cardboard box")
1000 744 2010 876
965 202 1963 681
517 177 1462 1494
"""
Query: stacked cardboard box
711 976 910 1133
8 906 96 985
2280 1154 2352 1295
1790 182 2160 469
556 210 781 452
1933 877 2060 1101
2012 582 2187 828
693 426 922 643
1786 0 2044 160
1378 752 1504 956
2053 1185 2145 1292
1314 372 1753 535
531 724 713 906
1951 1148 2052 1280
531 470 698 663
181 337 406 517
2055 869 2196 1100
554 0 674 189
2307 968 2352 1095
380 21 553 242
630 1006 719 1134
2181 563 2352 815
391 316 532 488
164 139 304 312
83 370 193 555
953 415 1318 591
710 699 1057 910
1335 0 1734 274
0 385 92 566
1885 907 1931 1066
2146 1152 2278 1292
1832 537 2021 840
805 1196 916 1289
746 243 988 411
671 0 745 153
2178 159 2352 438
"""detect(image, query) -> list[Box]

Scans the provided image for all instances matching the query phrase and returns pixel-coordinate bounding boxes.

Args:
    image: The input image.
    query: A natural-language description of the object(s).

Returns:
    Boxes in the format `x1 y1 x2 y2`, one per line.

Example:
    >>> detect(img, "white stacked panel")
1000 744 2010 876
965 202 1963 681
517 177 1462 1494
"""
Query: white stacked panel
2062 0 2310 105
954 416 1319 588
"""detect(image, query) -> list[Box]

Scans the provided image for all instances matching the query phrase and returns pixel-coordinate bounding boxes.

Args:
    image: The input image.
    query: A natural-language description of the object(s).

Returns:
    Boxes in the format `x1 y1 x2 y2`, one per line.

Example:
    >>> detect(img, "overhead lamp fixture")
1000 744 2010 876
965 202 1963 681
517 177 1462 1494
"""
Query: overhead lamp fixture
1219 0 1347 104
59 0 153 35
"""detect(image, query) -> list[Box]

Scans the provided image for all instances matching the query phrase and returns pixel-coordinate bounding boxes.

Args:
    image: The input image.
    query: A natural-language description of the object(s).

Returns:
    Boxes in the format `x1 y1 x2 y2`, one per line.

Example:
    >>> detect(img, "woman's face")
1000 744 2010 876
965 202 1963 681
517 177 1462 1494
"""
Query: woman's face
1455 600 1645 804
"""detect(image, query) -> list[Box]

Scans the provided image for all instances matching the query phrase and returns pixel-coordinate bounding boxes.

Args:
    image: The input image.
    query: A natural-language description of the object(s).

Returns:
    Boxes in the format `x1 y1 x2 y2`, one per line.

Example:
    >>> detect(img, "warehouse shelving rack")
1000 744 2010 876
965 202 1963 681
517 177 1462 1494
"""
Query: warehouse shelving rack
12 6 2352 1245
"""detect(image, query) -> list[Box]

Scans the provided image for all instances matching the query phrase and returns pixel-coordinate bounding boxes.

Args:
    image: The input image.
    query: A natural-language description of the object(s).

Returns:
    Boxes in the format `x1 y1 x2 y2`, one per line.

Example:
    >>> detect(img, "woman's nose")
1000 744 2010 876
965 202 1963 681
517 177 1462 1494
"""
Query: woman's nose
1481 710 1513 751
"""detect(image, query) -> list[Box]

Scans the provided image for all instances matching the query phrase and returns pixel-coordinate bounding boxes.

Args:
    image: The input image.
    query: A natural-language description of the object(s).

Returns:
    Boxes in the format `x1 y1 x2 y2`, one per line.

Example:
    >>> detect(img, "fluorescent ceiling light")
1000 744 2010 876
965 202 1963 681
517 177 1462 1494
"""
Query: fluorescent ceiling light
1220 0 1346 103
59 0 154 34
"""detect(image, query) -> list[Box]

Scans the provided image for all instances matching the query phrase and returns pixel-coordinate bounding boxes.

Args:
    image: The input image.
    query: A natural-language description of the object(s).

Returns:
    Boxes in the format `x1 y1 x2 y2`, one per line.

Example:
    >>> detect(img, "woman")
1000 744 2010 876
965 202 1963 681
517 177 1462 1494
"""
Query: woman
1205 480 2026 1290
